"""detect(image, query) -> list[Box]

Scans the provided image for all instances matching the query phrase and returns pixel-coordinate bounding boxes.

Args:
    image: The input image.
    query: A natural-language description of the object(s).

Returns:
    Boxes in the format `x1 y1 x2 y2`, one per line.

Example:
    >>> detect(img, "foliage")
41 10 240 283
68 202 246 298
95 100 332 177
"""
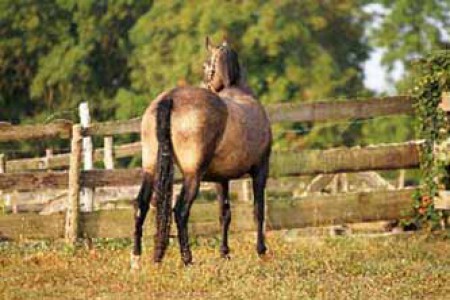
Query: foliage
127 0 376 150
411 51 449 228
0 0 71 123
369 0 450 91
128 0 369 103
0 0 152 124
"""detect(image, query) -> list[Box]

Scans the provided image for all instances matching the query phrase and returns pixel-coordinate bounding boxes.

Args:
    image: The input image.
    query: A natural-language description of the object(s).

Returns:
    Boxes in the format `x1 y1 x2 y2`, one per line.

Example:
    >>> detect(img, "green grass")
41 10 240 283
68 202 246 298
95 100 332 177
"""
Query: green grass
1 231 449 299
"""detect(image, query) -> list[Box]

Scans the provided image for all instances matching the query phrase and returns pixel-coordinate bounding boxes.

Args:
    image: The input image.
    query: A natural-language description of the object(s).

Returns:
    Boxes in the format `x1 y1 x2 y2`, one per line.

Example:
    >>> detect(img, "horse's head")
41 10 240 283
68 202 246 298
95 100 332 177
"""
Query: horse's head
203 37 241 93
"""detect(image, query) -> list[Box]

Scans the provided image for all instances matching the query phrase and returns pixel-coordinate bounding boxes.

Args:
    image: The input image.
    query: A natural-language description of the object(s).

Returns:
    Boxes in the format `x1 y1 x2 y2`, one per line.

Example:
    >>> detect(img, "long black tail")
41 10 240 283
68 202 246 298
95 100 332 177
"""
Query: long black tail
154 97 174 262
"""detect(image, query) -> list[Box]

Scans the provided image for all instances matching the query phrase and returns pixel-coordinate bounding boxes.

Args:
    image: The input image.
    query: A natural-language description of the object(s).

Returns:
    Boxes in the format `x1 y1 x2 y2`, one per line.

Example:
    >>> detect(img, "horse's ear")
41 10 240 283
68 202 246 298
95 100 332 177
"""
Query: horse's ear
205 36 214 52
222 34 229 47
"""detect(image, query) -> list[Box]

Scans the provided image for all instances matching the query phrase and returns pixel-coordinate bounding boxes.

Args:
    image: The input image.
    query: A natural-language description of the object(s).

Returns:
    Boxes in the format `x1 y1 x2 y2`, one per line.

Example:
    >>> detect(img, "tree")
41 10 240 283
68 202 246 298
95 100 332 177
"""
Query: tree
0 1 152 124
349 0 450 151
0 0 71 123
30 0 152 122
0 1 151 158
128 0 369 106
369 0 450 92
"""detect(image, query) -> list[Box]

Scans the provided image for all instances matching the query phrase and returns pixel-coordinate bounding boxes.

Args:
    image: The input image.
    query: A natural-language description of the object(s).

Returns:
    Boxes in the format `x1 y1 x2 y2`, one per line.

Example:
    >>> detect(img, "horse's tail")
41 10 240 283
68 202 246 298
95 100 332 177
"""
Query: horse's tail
154 97 174 262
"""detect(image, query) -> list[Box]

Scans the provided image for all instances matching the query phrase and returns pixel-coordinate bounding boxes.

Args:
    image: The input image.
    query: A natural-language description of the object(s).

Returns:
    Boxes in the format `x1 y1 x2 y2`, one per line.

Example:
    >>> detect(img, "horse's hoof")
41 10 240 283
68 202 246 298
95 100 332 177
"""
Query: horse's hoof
130 254 141 270
256 244 267 256
221 253 231 260
153 257 163 264
183 260 194 266
181 250 193 266
183 256 193 265
182 256 193 266
220 246 230 259
220 246 231 260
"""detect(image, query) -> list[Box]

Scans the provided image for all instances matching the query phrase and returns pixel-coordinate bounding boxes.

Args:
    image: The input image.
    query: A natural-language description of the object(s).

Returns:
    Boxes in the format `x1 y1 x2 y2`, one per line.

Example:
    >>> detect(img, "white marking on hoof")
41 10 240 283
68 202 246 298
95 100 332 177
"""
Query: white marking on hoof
130 254 141 270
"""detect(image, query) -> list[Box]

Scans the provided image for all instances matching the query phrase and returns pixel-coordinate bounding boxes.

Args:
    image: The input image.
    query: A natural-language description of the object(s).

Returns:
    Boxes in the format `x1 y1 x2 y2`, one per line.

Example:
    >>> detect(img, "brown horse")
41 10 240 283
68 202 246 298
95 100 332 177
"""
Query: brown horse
132 37 272 266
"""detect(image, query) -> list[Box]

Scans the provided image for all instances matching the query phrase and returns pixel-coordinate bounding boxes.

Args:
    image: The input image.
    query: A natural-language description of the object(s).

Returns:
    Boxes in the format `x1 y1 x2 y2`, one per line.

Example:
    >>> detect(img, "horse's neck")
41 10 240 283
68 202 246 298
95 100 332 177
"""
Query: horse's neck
217 71 254 96
234 80 255 97
217 86 258 106
199 80 255 99
219 87 249 98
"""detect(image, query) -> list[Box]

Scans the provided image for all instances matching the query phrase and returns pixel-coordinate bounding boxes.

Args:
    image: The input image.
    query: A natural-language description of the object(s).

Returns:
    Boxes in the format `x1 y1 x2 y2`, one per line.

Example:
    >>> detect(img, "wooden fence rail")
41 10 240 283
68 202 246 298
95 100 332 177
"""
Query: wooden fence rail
0 95 414 142
0 188 416 240
5 142 141 172
84 96 415 136
0 141 423 191
271 141 422 176
266 96 414 123
5 139 422 174
0 120 72 142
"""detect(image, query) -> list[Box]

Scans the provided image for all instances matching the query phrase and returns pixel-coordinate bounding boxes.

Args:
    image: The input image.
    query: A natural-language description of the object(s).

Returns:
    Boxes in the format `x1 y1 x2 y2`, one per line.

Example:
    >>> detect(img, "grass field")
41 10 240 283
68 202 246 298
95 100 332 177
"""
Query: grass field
1 230 449 299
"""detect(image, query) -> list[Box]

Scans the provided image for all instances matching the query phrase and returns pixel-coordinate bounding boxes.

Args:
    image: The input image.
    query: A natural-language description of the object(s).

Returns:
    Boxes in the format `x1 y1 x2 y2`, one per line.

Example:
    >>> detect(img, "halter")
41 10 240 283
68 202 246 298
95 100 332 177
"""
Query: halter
204 42 229 92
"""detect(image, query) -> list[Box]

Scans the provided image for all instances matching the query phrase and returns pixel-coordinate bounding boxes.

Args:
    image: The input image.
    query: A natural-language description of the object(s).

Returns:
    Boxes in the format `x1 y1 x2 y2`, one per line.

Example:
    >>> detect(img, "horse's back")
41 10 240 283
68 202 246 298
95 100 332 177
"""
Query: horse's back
141 87 228 175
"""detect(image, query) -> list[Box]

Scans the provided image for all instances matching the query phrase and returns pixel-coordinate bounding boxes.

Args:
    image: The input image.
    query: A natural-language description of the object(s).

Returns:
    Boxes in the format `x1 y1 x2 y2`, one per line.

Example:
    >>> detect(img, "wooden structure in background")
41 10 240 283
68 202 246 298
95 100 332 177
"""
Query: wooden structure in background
0 94 448 241
0 188 416 240
0 142 423 191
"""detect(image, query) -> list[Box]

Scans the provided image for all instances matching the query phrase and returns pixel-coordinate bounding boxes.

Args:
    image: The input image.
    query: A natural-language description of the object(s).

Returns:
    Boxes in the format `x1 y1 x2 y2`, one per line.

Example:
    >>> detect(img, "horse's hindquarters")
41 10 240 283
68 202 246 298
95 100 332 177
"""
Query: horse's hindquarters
141 87 228 177
171 108 226 174
141 86 271 182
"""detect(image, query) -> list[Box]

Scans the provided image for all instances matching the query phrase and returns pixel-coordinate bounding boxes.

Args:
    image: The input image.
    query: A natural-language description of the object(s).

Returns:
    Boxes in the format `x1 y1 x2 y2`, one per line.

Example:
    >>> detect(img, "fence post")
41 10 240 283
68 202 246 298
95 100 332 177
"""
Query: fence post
44 148 53 170
330 175 339 194
104 136 115 170
436 91 450 228
239 179 251 202
0 154 5 213
0 154 18 214
0 154 5 173
65 124 82 244
397 169 405 189
79 102 94 212
339 173 348 193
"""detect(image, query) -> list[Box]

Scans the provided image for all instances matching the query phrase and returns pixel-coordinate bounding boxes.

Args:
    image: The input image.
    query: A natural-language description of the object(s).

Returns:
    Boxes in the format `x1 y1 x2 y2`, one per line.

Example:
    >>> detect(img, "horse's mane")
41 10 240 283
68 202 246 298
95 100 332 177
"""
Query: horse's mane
218 46 241 88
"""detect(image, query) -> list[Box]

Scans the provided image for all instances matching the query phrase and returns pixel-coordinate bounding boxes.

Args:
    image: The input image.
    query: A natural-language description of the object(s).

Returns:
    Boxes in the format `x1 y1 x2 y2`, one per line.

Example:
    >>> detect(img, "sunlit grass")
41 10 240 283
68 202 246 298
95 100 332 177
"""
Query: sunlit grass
1 231 449 299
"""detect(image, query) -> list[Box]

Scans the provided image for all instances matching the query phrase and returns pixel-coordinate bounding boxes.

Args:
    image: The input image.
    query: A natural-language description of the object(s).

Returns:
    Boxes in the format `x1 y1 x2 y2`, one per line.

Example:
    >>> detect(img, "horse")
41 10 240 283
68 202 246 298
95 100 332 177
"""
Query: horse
132 37 272 266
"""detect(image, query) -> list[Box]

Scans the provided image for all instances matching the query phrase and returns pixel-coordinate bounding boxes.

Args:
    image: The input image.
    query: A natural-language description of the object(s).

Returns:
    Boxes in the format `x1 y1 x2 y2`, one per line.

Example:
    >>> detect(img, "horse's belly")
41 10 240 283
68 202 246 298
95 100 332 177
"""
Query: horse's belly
205 135 268 179
205 150 254 180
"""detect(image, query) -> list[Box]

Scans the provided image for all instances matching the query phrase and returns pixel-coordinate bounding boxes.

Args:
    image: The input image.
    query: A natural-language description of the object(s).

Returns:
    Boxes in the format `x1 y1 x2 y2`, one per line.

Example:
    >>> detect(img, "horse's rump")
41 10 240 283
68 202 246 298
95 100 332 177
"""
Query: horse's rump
141 87 228 176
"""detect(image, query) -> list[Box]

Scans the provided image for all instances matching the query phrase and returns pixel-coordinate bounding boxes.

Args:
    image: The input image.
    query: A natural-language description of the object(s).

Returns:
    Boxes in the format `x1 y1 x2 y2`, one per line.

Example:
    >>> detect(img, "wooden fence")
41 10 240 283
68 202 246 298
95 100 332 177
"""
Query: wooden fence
0 95 448 242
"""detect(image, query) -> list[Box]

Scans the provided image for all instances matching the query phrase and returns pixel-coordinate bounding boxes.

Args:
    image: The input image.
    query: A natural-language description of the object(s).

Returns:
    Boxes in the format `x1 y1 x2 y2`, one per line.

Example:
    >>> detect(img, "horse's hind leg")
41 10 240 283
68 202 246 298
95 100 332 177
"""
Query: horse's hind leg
251 158 269 256
131 172 154 268
173 174 201 265
216 181 231 258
